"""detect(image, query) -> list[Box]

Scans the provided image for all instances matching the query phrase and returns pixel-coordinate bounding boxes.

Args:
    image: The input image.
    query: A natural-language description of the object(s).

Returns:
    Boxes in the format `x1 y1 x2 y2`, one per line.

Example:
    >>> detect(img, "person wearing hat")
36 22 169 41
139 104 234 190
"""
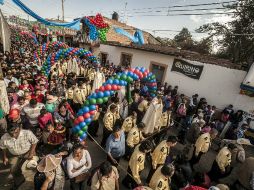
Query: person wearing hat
0 122 38 189
8 108 32 130
125 122 145 160
122 140 153 189
34 154 65 190
91 161 119 190
147 135 178 183
149 164 175 190
106 124 125 166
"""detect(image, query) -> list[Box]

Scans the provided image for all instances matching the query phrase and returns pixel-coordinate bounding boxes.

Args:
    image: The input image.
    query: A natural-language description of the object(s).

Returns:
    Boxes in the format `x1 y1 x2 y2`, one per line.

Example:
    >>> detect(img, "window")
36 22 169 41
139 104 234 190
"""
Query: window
120 53 132 67
150 62 168 83
100 52 108 66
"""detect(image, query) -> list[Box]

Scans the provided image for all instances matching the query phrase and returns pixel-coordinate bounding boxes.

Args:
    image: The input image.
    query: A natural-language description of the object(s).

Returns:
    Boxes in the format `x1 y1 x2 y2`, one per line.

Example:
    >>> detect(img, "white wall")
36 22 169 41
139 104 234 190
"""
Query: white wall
100 44 254 112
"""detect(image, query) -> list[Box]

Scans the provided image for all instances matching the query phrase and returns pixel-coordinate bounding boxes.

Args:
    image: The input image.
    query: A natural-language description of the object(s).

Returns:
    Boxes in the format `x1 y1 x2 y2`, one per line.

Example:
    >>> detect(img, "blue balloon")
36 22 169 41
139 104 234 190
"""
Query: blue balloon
110 91 115 95
79 121 86 128
77 110 84 116
119 80 125 86
74 125 81 131
81 133 87 140
82 107 90 113
89 105 96 111
128 72 134 77
107 79 113 84
91 93 97 99
85 118 92 124
141 68 146 73
104 91 111 97
113 79 120 85
97 92 104 98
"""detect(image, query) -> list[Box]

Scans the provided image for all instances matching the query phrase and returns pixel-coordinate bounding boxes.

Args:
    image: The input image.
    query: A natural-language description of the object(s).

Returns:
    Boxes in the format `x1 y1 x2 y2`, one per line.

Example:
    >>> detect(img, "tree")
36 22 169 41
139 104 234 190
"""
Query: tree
174 27 194 50
197 0 254 66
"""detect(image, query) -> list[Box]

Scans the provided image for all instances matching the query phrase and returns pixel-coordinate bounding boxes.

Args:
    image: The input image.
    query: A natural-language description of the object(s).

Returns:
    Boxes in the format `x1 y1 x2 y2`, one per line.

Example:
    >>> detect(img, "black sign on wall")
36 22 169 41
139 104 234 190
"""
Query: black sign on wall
171 58 204 80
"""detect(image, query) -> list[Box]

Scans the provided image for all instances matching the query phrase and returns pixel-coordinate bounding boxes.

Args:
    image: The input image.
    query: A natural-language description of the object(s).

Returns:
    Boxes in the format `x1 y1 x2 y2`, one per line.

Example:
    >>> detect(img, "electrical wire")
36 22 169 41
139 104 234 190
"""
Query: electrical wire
127 12 235 17
124 0 238 12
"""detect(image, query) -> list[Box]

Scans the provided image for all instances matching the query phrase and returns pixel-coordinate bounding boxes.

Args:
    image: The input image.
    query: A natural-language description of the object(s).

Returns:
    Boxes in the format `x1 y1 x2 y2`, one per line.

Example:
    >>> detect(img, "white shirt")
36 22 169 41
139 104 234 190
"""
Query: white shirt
4 77 19 86
22 103 45 126
0 129 38 155
67 149 92 179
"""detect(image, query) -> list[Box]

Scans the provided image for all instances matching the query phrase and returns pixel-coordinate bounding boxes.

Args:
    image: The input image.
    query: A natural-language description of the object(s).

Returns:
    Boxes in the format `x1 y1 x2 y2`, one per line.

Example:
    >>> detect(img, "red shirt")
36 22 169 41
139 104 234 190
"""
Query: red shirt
32 94 44 103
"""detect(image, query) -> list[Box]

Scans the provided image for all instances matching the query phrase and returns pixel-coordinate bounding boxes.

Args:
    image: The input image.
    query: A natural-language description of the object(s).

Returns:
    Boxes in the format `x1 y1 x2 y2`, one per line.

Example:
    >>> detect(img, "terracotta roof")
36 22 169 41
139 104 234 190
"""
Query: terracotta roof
104 41 243 70
103 17 161 45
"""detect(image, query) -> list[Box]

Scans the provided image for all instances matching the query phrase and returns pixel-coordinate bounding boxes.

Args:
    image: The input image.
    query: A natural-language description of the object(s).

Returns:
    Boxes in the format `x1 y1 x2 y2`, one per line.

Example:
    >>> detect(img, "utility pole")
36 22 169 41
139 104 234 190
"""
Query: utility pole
61 0 65 43
61 0 65 21
124 2 128 23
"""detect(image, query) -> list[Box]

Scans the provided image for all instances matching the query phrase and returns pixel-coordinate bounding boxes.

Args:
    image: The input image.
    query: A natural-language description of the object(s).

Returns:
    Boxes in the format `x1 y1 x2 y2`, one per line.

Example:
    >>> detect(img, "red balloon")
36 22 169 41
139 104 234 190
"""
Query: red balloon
89 110 96 115
112 85 118 91
78 116 84 122
83 113 90 119
105 84 112 91
138 73 143 78
99 86 105 91
117 86 121 90
74 119 79 125
95 89 99 93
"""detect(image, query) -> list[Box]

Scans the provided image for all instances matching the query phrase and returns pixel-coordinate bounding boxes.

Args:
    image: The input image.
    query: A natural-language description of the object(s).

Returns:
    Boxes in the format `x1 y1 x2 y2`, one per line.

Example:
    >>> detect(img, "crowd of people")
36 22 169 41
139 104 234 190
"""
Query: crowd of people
0 30 253 190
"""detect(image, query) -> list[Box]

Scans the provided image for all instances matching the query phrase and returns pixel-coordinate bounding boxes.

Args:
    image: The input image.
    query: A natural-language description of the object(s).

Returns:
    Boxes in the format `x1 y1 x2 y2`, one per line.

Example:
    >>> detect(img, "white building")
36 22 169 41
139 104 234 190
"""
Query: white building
99 42 254 114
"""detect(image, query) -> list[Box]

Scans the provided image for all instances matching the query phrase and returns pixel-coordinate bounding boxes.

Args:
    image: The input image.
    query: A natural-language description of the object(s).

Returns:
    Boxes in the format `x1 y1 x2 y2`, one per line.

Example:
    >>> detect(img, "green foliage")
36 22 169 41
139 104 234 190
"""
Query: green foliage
197 0 254 66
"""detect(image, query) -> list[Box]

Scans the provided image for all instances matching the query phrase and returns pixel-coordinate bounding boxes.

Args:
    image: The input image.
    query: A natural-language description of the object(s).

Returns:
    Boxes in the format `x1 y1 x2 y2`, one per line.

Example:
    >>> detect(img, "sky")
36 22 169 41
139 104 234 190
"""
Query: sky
1 0 235 40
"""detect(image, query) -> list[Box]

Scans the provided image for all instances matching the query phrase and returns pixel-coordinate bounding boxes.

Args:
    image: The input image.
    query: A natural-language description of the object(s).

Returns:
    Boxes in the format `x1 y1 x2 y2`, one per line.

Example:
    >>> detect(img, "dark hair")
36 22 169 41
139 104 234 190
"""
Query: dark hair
40 108 47 115
228 143 237 150
112 124 121 133
137 122 145 129
17 96 25 101
29 98 37 105
72 143 84 153
167 135 178 143
109 104 117 111
99 161 113 176
58 102 66 110
192 172 205 185
161 164 174 177
139 140 153 153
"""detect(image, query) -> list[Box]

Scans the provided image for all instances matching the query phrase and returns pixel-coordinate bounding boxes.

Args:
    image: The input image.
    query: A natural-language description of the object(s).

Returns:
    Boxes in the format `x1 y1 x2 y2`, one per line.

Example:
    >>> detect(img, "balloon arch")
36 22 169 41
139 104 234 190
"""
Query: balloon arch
42 47 157 140
41 47 98 76
34 41 68 63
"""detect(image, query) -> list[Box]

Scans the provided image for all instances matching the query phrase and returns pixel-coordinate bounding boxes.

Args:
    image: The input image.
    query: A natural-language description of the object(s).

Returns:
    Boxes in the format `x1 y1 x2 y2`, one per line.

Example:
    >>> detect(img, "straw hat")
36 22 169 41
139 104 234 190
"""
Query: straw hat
21 156 39 182
237 138 253 146
37 154 62 173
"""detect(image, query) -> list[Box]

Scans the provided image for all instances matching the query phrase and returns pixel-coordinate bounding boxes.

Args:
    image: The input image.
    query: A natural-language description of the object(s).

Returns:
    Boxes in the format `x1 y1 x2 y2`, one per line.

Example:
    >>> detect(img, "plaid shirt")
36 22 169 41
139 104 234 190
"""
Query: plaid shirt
0 129 38 155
